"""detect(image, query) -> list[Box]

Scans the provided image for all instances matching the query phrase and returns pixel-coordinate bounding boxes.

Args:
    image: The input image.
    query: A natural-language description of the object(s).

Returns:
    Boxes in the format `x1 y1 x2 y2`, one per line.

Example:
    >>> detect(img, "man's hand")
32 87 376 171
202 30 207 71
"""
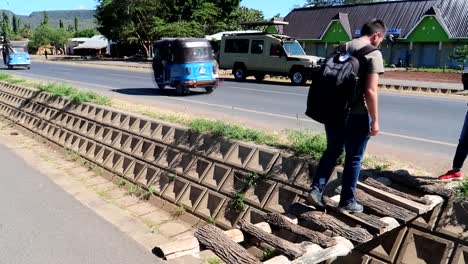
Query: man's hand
370 121 380 136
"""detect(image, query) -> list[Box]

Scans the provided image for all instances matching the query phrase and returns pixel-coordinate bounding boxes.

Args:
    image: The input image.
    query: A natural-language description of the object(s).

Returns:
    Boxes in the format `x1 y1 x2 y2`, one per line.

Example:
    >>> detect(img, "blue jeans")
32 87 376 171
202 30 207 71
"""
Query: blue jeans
453 111 468 171
311 113 371 206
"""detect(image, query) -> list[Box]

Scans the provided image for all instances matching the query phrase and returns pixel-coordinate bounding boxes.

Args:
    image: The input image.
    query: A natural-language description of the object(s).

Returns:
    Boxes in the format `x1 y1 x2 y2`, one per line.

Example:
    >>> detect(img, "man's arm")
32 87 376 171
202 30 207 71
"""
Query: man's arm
365 73 380 136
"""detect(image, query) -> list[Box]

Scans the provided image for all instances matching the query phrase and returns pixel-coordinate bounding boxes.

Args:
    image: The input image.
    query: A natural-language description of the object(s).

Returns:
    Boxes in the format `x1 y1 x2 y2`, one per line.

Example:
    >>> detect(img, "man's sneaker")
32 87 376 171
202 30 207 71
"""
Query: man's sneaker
438 170 463 181
306 188 324 208
339 201 364 213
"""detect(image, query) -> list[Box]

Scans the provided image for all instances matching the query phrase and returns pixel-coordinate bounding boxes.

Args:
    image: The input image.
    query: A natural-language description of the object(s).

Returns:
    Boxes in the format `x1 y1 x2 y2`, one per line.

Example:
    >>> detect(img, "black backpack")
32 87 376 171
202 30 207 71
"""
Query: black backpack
305 45 377 126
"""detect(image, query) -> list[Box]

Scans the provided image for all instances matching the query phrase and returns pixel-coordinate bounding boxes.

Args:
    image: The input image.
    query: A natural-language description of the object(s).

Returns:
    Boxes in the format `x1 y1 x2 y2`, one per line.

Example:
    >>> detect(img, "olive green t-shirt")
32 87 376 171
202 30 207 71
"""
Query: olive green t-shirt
345 39 385 113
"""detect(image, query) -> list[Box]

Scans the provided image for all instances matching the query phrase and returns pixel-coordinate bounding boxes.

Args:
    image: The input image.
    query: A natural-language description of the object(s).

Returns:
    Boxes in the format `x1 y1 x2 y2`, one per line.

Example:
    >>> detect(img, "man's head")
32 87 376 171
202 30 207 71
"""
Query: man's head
360 19 386 47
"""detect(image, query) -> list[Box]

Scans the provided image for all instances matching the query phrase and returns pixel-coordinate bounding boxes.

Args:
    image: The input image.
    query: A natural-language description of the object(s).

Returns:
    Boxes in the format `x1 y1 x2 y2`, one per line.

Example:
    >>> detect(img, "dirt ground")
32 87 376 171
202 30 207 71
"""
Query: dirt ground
382 71 461 83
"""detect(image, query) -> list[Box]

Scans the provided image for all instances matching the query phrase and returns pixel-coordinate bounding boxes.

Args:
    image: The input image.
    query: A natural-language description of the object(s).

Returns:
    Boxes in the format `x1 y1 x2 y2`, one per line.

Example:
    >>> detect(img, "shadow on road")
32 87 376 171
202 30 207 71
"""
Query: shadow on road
0 67 30 71
111 87 210 97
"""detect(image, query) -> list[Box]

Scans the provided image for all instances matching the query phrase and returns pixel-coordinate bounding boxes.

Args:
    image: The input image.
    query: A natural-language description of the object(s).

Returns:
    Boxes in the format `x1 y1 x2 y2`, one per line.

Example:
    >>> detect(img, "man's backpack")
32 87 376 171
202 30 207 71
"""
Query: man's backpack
305 45 377 126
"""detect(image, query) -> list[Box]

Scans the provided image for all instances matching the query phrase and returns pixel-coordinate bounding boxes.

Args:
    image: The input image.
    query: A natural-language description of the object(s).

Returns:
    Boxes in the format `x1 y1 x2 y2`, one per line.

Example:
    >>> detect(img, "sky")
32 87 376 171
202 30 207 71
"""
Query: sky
0 0 303 18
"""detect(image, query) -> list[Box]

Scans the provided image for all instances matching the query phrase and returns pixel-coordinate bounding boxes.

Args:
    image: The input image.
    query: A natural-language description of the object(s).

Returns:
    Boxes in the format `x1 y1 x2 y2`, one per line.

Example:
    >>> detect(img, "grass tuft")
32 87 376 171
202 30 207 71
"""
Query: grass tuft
455 179 468 201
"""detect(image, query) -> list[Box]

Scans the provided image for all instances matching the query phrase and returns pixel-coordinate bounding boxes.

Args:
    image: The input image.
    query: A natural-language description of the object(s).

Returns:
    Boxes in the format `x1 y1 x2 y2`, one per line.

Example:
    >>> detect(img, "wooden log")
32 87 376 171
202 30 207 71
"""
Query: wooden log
263 213 337 248
195 224 261 264
238 219 306 259
263 255 291 264
384 172 454 198
292 236 354 264
288 203 373 244
322 196 388 235
357 181 431 214
224 222 272 243
354 189 417 223
152 236 199 260
364 177 429 204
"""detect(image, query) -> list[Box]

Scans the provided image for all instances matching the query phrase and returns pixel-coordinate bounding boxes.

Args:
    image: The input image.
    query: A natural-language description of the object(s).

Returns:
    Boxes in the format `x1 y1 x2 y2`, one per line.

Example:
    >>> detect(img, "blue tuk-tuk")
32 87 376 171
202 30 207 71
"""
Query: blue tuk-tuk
152 38 218 95
2 43 31 69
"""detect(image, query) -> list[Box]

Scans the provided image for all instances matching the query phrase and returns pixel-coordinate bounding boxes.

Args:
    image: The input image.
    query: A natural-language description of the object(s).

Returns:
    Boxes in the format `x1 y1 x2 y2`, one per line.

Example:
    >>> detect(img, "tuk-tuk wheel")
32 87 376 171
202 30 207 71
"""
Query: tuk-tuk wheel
205 87 214 94
7 65 13 70
176 84 186 95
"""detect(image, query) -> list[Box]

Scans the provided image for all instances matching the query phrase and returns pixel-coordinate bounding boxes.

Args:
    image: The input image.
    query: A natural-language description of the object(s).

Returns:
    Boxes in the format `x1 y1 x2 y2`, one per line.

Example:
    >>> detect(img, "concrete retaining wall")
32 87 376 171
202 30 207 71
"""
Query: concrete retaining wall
0 81 465 263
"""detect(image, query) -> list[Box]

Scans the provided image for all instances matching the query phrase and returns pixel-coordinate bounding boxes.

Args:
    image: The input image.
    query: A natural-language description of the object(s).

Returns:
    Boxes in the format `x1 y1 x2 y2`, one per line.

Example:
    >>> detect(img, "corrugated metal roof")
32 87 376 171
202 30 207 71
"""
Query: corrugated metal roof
284 0 468 39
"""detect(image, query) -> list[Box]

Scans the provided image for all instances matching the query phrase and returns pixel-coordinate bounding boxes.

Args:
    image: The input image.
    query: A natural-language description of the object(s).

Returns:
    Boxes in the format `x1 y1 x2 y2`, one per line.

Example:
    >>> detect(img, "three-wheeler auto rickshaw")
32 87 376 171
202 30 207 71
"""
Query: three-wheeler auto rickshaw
152 38 218 95
2 42 31 70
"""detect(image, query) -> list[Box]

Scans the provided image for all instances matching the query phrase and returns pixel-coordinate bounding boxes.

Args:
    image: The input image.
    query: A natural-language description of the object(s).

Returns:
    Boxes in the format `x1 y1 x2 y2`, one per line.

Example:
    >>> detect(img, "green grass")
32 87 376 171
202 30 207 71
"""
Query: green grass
410 68 461 74
204 258 222 264
34 83 112 106
287 130 327 160
455 180 468 201
0 73 111 106
190 119 278 146
262 248 276 261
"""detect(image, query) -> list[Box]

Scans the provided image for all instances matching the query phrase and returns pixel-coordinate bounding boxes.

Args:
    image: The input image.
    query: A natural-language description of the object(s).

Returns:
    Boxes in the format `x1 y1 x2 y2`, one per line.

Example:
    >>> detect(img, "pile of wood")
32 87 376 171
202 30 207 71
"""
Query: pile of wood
154 174 447 264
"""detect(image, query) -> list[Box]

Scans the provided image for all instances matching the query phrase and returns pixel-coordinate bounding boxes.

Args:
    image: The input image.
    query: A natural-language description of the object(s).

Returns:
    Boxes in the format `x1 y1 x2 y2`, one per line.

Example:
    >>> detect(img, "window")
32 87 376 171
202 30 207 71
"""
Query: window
283 41 306 56
270 44 283 56
225 39 249 53
251 40 264 54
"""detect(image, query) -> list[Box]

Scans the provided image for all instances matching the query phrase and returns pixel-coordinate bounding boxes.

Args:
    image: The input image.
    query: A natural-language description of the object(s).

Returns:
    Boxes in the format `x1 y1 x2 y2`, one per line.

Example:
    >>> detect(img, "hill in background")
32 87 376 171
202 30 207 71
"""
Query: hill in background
0 9 97 29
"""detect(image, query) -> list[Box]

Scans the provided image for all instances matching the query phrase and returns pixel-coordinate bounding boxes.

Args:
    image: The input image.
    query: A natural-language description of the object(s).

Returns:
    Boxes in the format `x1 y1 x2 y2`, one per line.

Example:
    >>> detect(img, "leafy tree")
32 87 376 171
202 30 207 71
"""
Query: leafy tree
42 11 49 25
450 45 468 63
12 15 19 34
28 25 72 51
75 28 99 38
59 19 64 29
152 18 203 38
19 24 33 39
74 17 79 32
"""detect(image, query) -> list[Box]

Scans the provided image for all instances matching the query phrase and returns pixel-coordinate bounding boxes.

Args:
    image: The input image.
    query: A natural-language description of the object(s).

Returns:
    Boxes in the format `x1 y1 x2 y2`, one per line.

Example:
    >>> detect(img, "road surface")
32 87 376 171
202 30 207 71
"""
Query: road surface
6 62 467 173
0 144 161 264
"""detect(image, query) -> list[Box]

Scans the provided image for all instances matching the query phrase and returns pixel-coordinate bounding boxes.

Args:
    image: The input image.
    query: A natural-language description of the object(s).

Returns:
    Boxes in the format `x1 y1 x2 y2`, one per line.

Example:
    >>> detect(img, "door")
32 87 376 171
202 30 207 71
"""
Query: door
265 41 288 74
419 43 438 67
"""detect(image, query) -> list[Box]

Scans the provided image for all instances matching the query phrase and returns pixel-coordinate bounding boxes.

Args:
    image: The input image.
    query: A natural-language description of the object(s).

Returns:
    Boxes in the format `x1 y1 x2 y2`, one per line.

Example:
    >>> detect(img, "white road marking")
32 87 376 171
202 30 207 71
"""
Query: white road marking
12 71 458 148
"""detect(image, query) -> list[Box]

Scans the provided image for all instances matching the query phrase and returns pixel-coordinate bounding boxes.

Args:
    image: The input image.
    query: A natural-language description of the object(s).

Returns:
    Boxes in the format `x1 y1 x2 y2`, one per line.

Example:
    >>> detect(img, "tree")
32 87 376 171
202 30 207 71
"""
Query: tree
28 25 72 51
12 15 19 34
75 28 99 38
1 11 12 39
59 19 64 29
74 17 79 32
42 11 49 25
19 24 33 39
450 45 468 64
96 0 162 57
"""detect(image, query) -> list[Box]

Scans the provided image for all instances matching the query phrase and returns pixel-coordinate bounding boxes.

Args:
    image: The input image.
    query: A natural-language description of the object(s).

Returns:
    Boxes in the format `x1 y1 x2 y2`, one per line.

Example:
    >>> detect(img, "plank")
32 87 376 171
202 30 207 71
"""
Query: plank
384 172 454 198
355 189 418 223
224 222 272 243
263 213 337 248
292 236 354 264
322 196 388 234
357 181 431 214
152 236 199 260
238 219 306 259
364 177 430 204
288 203 373 244
195 224 261 264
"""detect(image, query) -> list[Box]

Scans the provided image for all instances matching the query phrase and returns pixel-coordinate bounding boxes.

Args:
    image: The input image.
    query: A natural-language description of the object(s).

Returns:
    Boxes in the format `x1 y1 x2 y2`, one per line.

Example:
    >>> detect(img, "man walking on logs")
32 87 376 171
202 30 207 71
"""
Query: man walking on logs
305 19 386 213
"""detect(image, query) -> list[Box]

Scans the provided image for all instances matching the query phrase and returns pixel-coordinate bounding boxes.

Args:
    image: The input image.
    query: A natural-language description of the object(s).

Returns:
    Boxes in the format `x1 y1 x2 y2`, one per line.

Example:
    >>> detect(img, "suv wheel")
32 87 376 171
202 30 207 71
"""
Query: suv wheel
233 65 247 81
290 69 306 86
254 73 266 82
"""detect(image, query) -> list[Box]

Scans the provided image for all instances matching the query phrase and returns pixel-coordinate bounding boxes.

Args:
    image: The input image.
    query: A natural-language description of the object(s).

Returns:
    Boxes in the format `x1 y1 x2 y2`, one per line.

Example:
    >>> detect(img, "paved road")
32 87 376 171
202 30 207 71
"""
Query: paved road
7 62 467 173
0 144 161 264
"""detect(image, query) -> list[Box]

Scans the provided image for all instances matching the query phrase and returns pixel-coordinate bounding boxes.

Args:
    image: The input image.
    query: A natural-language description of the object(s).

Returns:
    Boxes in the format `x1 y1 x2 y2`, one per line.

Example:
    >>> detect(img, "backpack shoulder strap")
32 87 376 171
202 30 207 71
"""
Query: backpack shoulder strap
353 45 378 58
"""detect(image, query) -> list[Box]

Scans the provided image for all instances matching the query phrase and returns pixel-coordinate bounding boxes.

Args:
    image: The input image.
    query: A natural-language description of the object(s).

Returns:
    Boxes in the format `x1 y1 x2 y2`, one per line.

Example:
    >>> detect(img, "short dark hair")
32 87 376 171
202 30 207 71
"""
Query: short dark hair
361 19 386 36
